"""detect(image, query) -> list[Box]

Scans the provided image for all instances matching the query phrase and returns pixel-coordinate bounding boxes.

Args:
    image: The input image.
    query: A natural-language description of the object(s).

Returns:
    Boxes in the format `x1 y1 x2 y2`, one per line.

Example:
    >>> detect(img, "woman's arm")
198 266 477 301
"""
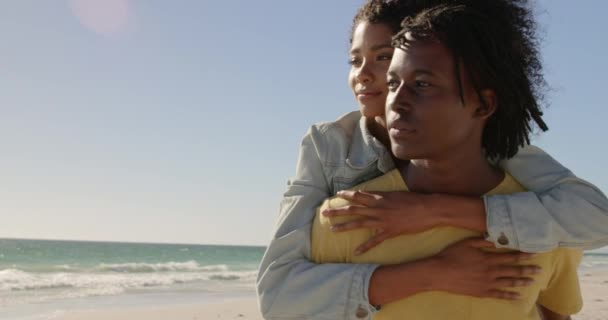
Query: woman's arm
258 129 545 319
368 238 539 306
490 144 608 252
257 127 381 320
324 145 608 254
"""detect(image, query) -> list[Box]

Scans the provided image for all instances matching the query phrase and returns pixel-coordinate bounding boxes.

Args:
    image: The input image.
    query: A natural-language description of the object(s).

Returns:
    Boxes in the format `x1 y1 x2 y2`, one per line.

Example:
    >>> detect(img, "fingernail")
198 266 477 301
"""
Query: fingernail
532 267 542 274
354 249 362 256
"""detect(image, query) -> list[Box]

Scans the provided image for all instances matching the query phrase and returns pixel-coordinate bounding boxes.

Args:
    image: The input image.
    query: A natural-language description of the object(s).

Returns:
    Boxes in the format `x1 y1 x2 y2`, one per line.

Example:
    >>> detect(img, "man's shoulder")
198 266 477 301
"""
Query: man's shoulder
487 173 527 195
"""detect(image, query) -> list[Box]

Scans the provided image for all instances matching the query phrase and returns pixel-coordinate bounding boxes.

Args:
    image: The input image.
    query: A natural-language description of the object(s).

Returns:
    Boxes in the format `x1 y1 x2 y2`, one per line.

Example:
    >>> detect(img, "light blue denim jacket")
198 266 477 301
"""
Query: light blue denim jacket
256 111 608 320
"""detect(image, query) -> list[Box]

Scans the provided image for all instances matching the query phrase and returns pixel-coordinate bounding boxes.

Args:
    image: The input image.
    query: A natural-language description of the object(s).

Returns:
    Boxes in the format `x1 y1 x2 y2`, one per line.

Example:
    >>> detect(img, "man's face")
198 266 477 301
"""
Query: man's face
385 37 486 161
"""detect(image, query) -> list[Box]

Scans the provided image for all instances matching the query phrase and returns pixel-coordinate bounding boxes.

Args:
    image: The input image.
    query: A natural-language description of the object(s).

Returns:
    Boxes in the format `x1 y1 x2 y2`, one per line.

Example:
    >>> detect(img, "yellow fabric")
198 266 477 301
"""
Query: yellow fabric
311 169 582 320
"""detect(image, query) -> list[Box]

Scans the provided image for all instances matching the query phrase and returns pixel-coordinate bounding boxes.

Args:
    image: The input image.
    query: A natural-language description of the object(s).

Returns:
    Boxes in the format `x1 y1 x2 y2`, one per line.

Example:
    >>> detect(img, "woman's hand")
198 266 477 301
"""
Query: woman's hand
323 190 442 255
368 237 540 305
322 190 487 255
430 238 540 299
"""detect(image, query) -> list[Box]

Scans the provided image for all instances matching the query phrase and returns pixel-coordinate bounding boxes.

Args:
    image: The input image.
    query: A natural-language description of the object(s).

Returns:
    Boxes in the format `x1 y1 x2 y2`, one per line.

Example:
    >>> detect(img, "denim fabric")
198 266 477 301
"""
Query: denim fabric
257 111 608 319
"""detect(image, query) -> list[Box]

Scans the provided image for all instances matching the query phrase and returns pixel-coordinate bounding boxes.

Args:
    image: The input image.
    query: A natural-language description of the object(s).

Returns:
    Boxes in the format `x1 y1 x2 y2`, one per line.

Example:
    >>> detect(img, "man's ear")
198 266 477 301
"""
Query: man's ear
474 89 497 119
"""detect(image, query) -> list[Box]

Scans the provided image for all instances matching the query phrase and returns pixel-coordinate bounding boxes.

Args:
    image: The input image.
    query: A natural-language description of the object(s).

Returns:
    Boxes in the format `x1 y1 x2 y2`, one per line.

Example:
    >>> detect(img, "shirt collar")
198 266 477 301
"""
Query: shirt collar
346 116 395 173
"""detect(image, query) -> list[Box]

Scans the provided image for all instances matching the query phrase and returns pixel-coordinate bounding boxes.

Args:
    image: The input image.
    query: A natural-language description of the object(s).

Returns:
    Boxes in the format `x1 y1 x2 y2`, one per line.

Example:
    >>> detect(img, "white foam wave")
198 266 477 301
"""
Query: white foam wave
0 266 257 310
95 262 231 273
200 264 229 272
208 271 258 282
95 261 208 273
581 260 608 268
0 268 256 292
0 269 33 285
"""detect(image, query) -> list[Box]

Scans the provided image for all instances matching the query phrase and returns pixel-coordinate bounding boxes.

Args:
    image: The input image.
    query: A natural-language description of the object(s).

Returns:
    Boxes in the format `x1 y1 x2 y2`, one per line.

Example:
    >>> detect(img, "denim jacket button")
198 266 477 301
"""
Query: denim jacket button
355 306 368 318
498 233 509 245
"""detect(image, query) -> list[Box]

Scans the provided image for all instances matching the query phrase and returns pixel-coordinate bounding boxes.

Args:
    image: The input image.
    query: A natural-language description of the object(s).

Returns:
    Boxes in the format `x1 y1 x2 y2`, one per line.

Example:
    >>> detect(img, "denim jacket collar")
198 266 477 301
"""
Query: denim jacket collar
346 116 395 173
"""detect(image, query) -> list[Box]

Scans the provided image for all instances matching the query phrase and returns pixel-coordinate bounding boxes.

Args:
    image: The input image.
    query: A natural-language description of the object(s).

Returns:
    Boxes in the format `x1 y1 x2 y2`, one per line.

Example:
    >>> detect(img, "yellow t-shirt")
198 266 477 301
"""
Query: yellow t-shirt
311 169 582 320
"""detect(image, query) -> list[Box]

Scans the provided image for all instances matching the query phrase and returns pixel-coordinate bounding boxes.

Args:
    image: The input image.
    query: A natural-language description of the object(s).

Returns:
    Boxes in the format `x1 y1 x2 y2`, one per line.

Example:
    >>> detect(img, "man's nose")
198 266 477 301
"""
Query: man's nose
387 84 413 113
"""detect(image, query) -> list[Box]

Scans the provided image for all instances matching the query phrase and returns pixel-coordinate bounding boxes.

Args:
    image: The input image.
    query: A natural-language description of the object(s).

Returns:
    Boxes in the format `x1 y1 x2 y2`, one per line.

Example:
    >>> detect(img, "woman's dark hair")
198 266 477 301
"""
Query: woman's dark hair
351 0 444 42
392 0 548 160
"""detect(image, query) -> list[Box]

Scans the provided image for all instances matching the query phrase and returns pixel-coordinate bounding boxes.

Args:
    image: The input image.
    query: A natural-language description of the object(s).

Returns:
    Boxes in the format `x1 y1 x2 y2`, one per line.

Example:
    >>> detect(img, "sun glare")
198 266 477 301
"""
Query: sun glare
69 0 131 36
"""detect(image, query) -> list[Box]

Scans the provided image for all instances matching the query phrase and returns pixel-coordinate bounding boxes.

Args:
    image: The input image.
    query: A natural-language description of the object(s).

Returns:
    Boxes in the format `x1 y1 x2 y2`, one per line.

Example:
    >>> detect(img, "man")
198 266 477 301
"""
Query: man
312 2 581 319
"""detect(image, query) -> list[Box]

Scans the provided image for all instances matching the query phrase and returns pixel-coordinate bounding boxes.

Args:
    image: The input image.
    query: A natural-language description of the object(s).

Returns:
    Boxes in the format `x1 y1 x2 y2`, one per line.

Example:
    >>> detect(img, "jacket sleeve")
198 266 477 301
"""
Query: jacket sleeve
256 126 380 320
485 144 608 252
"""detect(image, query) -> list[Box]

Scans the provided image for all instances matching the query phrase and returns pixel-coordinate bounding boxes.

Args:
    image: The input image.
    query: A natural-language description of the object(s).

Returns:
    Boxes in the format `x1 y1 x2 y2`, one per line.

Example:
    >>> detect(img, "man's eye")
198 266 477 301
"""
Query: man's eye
415 80 431 88
377 55 393 61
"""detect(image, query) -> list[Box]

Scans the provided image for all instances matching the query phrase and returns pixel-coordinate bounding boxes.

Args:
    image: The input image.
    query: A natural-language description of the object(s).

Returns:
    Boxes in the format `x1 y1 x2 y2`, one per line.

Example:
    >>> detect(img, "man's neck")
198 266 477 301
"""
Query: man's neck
398 145 504 197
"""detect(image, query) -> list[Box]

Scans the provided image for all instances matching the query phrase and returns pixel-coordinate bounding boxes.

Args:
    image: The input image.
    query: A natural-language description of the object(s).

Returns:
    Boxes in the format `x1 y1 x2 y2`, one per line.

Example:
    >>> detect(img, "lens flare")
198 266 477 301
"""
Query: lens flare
69 0 131 36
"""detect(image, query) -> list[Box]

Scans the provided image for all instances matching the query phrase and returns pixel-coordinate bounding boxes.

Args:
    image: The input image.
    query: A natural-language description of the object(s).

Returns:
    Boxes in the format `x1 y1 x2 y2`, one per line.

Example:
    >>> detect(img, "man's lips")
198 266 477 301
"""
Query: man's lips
388 121 416 138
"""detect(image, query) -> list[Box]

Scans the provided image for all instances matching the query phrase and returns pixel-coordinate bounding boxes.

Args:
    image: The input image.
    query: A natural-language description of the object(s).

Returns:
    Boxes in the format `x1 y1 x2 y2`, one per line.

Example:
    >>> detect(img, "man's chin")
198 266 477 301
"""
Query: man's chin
391 146 417 161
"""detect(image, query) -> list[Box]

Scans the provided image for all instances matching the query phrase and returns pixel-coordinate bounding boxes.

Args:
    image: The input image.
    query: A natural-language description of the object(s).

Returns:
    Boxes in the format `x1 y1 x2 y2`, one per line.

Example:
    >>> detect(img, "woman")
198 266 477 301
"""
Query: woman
257 0 608 319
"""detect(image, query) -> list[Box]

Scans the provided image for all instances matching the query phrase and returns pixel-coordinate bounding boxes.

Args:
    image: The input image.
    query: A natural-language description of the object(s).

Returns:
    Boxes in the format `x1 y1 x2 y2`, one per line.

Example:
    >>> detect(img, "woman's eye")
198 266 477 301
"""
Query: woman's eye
378 54 393 61
348 57 361 66
387 79 400 91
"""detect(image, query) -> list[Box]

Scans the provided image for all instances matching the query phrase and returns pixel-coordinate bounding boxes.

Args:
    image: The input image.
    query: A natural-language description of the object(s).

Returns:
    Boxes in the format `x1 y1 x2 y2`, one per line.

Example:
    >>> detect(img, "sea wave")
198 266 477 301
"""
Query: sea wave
581 259 608 268
208 271 258 281
7 262 233 274
0 267 257 293
94 261 228 273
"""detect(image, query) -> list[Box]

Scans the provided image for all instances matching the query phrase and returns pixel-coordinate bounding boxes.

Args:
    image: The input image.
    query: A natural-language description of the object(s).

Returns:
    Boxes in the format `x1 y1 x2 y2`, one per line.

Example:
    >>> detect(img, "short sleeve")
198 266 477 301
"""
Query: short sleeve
312 198 349 263
537 248 584 315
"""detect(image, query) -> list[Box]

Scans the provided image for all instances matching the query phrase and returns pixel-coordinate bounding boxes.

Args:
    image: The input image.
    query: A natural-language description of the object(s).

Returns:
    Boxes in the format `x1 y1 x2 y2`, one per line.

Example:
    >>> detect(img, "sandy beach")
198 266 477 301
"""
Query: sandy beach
54 297 263 320
51 270 607 320
576 270 608 320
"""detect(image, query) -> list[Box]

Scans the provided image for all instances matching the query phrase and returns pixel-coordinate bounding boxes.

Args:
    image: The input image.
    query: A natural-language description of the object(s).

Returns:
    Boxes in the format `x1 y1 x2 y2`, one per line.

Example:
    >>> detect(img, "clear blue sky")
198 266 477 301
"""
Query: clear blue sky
1 0 607 246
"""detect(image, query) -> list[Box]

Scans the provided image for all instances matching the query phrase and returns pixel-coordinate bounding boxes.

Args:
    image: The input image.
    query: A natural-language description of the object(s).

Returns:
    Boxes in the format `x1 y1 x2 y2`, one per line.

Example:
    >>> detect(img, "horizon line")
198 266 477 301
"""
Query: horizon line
0 237 267 248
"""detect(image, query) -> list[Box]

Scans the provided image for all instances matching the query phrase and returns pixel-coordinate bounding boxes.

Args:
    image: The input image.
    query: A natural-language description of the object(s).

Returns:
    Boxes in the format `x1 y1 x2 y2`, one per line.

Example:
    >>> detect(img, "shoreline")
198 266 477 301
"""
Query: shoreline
3 270 607 320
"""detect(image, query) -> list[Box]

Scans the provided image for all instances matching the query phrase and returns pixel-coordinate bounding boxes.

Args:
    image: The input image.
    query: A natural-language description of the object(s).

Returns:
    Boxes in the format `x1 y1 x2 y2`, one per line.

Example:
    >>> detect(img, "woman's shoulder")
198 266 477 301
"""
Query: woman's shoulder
300 111 385 193
306 110 362 147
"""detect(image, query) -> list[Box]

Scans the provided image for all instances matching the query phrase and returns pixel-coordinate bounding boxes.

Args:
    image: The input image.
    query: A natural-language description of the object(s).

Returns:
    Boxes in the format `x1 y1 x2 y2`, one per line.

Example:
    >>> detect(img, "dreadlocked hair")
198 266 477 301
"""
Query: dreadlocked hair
392 0 549 160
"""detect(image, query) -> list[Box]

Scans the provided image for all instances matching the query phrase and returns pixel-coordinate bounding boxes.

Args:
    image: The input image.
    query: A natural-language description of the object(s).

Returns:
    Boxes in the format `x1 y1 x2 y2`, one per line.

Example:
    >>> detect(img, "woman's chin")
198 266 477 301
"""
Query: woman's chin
358 105 385 119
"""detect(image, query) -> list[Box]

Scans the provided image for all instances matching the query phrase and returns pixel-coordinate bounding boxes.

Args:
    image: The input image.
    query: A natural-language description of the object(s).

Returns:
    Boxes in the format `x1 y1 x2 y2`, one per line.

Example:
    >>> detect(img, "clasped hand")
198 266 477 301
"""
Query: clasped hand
322 190 441 255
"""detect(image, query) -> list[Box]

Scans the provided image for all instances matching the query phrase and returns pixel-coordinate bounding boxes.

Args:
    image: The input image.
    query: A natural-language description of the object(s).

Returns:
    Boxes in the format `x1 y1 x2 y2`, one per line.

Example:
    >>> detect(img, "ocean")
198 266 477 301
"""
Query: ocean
1 238 607 319
0 238 264 319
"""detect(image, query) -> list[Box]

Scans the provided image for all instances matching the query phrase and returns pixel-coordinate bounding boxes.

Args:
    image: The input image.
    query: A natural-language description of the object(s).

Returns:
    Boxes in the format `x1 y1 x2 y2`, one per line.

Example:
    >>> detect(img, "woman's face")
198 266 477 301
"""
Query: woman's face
348 21 394 119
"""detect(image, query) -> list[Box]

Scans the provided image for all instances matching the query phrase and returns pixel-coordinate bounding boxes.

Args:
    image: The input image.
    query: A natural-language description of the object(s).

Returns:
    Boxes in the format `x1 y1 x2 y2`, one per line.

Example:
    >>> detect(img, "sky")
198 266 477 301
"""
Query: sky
1 0 607 247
